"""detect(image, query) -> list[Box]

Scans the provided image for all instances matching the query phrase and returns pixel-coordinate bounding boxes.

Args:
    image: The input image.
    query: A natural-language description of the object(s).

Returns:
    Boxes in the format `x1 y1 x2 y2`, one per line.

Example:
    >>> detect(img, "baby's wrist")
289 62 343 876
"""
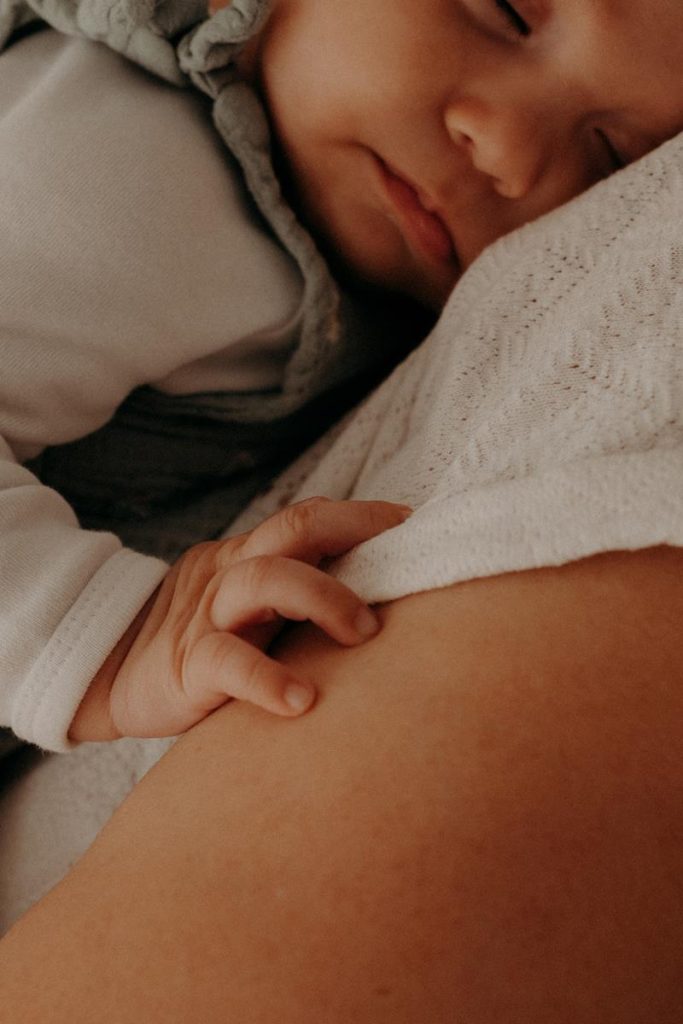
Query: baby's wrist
68 595 155 743
68 667 120 743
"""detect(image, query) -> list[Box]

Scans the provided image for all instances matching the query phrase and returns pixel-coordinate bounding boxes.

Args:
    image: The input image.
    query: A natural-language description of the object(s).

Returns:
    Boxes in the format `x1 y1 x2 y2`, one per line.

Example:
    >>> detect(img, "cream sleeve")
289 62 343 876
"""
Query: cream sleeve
0 438 168 751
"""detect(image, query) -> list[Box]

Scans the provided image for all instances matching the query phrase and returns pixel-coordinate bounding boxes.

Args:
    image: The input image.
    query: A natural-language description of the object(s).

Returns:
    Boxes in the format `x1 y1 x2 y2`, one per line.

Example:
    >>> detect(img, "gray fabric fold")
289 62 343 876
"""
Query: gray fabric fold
1 0 422 562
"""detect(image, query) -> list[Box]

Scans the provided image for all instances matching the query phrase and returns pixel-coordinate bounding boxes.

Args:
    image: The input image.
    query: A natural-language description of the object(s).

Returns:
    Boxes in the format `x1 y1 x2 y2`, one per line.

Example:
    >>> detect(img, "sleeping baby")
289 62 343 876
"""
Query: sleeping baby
0 0 681 751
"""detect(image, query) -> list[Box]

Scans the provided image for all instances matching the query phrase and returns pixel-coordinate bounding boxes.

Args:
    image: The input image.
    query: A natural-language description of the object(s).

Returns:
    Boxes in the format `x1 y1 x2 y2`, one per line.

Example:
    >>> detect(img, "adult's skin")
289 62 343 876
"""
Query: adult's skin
0 544 681 1021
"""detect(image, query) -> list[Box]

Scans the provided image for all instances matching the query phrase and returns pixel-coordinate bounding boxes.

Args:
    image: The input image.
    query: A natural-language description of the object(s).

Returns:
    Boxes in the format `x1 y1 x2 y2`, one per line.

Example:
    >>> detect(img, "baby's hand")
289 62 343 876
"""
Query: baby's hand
69 499 410 742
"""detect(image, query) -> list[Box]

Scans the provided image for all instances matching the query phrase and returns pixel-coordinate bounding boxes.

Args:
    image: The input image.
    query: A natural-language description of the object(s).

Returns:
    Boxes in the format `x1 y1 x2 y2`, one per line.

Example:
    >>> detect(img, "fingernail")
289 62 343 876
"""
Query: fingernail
284 682 315 713
354 607 380 640
397 505 413 518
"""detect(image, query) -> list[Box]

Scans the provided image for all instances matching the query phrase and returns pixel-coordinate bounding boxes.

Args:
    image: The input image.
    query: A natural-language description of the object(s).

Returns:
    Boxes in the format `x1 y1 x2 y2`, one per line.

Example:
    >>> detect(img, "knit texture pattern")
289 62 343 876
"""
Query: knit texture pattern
230 131 683 600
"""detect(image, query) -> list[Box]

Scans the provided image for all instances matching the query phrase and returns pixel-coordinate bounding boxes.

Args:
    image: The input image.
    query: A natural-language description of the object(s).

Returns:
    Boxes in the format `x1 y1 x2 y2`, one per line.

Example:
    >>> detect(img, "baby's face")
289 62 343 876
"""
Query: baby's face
249 0 683 309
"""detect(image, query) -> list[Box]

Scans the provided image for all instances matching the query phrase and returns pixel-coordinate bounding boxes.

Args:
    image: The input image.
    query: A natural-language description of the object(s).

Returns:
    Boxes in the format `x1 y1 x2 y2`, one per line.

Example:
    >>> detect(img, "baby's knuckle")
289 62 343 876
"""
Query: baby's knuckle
280 497 326 540
241 651 279 699
178 541 221 584
352 497 395 536
191 634 238 695
240 554 280 593
359 501 394 535
217 533 248 563
306 569 335 603
211 639 241 682
185 540 220 565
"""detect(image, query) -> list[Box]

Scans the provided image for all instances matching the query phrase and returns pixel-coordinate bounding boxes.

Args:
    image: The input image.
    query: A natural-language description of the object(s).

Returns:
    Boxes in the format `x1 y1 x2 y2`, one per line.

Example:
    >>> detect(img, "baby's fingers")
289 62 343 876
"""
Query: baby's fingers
210 556 380 646
237 497 411 565
186 632 316 718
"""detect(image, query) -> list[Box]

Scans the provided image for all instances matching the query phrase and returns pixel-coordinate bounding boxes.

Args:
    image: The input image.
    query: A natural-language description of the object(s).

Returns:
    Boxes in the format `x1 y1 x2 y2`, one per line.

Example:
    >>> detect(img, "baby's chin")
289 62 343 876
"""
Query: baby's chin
355 259 458 313
319 226 458 312
400 270 459 312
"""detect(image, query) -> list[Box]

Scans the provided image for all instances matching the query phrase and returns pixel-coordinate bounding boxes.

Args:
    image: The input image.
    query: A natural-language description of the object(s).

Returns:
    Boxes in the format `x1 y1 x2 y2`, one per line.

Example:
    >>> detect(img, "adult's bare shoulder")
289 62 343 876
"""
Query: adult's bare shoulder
1 546 681 1023
280 543 683 702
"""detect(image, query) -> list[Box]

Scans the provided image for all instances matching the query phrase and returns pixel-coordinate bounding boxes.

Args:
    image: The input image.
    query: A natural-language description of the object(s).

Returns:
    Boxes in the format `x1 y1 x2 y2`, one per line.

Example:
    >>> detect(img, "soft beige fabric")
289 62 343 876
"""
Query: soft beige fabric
2 130 682 932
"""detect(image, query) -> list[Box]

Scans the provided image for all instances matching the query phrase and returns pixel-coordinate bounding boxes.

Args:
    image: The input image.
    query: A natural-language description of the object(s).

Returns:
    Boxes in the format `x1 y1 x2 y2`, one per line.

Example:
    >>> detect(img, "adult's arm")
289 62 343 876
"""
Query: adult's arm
0 545 681 1022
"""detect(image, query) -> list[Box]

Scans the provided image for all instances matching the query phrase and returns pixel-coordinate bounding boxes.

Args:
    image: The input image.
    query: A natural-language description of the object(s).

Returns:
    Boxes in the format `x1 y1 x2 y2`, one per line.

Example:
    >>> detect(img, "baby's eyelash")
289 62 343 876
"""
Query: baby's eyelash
493 0 531 36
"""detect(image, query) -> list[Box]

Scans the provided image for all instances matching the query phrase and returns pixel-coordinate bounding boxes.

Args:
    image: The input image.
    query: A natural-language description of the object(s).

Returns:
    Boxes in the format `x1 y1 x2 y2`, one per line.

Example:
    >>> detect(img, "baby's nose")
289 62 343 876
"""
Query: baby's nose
444 98 547 201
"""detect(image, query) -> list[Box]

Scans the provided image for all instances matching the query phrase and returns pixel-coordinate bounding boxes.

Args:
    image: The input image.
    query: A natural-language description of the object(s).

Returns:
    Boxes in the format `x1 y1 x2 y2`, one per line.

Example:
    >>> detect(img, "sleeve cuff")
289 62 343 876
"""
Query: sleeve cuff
12 548 168 752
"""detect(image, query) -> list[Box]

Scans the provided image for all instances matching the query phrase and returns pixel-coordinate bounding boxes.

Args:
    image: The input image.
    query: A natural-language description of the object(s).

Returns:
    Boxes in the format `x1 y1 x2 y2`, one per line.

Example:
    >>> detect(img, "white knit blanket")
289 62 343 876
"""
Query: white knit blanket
231 131 683 594
2 132 682 931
